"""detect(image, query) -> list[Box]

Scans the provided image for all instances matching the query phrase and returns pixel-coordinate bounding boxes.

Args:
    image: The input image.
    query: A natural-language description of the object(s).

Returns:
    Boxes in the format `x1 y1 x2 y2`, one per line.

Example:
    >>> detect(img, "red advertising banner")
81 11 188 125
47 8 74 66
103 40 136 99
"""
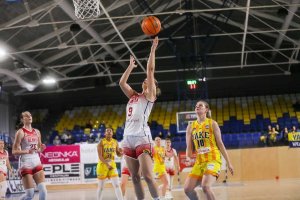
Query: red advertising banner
40 145 80 164
178 152 197 172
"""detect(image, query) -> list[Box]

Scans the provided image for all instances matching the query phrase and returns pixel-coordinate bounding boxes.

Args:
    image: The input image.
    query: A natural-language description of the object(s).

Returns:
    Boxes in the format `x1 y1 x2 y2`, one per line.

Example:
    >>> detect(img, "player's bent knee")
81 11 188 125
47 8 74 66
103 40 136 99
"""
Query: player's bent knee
131 174 141 184
111 177 120 188
202 185 211 194
143 174 153 184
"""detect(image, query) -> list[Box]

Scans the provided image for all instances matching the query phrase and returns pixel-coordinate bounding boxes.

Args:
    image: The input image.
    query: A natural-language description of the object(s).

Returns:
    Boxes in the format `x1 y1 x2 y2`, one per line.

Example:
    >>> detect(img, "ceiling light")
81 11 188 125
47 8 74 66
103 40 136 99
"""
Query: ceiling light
0 47 7 60
42 77 56 84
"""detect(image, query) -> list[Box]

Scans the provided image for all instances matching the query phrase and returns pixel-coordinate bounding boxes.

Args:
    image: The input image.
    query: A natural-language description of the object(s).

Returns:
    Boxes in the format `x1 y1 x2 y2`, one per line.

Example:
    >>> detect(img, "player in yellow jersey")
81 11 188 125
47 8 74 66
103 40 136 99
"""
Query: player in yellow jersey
184 100 234 200
96 127 123 200
153 137 169 199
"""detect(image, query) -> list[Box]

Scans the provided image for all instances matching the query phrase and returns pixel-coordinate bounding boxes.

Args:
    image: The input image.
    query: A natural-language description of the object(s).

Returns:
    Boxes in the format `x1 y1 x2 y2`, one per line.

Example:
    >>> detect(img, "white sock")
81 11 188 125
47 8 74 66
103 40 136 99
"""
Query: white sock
97 180 105 200
0 181 7 198
111 177 123 200
20 188 35 200
37 182 47 200
169 175 174 190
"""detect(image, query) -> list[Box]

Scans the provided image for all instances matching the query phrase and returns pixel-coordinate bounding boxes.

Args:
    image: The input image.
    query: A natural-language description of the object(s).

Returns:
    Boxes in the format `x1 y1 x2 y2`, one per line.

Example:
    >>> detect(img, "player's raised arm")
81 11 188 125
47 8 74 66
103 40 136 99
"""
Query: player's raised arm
119 55 138 99
145 36 158 102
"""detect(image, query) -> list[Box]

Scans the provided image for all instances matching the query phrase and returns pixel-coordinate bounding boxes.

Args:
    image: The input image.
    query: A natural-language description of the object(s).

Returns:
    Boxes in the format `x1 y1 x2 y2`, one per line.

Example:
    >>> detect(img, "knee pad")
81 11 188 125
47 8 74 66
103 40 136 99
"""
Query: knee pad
37 182 47 200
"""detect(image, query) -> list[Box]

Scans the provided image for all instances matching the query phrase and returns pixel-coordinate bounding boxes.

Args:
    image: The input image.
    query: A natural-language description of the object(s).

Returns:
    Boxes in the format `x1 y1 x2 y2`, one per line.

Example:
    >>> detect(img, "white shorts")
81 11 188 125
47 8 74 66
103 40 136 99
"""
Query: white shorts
0 166 7 175
121 135 153 149
165 164 174 170
121 135 154 159
19 154 42 170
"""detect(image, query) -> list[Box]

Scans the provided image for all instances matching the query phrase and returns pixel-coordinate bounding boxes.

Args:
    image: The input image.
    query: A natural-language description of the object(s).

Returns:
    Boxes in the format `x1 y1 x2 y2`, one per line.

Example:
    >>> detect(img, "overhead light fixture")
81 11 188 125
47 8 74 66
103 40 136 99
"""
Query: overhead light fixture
40 68 56 85
42 76 56 84
0 47 7 60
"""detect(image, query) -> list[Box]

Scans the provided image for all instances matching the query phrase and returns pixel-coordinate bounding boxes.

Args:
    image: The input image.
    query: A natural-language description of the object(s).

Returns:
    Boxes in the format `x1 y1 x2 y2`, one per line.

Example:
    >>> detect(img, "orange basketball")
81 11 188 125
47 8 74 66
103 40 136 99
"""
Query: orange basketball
141 16 161 36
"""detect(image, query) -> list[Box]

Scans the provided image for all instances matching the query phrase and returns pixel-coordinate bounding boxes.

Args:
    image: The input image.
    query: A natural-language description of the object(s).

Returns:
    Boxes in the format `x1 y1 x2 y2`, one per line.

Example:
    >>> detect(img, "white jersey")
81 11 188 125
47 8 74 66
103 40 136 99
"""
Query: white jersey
0 150 8 174
165 148 177 169
20 128 40 159
124 93 154 136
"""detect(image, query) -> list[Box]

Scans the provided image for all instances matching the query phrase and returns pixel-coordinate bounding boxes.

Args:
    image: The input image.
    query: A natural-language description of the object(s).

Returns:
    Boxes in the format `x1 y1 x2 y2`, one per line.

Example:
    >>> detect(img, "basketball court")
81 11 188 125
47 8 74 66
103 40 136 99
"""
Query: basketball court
1 1 300 200
6 178 300 200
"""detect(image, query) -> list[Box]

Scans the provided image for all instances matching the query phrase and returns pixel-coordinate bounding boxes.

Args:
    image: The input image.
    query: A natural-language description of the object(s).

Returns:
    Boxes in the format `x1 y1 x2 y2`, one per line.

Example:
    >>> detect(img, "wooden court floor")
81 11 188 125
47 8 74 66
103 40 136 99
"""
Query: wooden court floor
7 178 300 200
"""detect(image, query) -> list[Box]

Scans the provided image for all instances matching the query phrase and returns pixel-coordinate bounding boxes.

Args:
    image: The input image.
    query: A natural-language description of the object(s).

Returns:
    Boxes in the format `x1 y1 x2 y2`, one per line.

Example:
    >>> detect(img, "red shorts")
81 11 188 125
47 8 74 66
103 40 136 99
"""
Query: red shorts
123 143 154 159
166 168 175 176
121 167 131 176
20 165 43 177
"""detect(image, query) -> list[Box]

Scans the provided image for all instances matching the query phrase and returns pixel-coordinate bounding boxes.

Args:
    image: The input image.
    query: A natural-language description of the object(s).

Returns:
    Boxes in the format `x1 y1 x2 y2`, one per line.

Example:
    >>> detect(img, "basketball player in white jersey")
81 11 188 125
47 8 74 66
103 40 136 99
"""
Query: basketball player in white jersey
0 139 12 199
164 138 180 199
119 36 160 200
120 155 130 200
12 111 47 200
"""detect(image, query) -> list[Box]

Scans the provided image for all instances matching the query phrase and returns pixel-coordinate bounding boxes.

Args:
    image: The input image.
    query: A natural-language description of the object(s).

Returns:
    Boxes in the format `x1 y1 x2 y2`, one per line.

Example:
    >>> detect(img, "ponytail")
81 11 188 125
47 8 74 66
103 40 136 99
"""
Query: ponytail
206 109 212 118
154 79 161 97
156 87 161 97
17 111 28 129
16 121 23 130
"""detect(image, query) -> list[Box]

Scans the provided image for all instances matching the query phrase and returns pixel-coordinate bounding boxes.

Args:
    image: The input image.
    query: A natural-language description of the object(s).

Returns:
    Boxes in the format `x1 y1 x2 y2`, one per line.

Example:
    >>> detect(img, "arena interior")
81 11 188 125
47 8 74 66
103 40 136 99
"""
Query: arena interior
0 0 300 199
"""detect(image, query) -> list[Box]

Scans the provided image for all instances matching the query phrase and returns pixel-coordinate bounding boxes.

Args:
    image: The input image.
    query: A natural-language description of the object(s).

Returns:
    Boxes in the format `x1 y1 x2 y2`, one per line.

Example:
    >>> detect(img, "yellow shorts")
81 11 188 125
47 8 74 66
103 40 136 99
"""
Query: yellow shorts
96 161 119 180
270 134 276 142
153 163 166 178
189 160 221 179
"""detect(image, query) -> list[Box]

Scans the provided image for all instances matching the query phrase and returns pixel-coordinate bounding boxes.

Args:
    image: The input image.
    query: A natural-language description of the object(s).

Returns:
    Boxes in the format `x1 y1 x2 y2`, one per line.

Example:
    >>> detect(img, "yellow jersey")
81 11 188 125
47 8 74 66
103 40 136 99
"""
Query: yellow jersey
191 118 221 164
153 146 165 165
100 138 118 162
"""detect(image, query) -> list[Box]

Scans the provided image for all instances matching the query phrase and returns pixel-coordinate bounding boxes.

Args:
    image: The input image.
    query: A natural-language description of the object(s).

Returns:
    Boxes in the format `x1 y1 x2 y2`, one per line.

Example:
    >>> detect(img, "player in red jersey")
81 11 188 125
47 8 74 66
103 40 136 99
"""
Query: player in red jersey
12 111 47 200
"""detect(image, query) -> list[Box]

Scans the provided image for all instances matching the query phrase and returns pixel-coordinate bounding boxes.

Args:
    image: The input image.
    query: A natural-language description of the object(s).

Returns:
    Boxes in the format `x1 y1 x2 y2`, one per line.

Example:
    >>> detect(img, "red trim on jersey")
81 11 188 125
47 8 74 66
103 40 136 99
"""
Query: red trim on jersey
22 127 36 135
0 150 7 156
166 148 175 154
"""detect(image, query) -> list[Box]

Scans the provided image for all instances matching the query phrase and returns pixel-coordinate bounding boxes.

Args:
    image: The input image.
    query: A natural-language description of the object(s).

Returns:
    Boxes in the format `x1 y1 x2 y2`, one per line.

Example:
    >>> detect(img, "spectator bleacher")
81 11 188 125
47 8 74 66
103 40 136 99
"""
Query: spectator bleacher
49 93 300 151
